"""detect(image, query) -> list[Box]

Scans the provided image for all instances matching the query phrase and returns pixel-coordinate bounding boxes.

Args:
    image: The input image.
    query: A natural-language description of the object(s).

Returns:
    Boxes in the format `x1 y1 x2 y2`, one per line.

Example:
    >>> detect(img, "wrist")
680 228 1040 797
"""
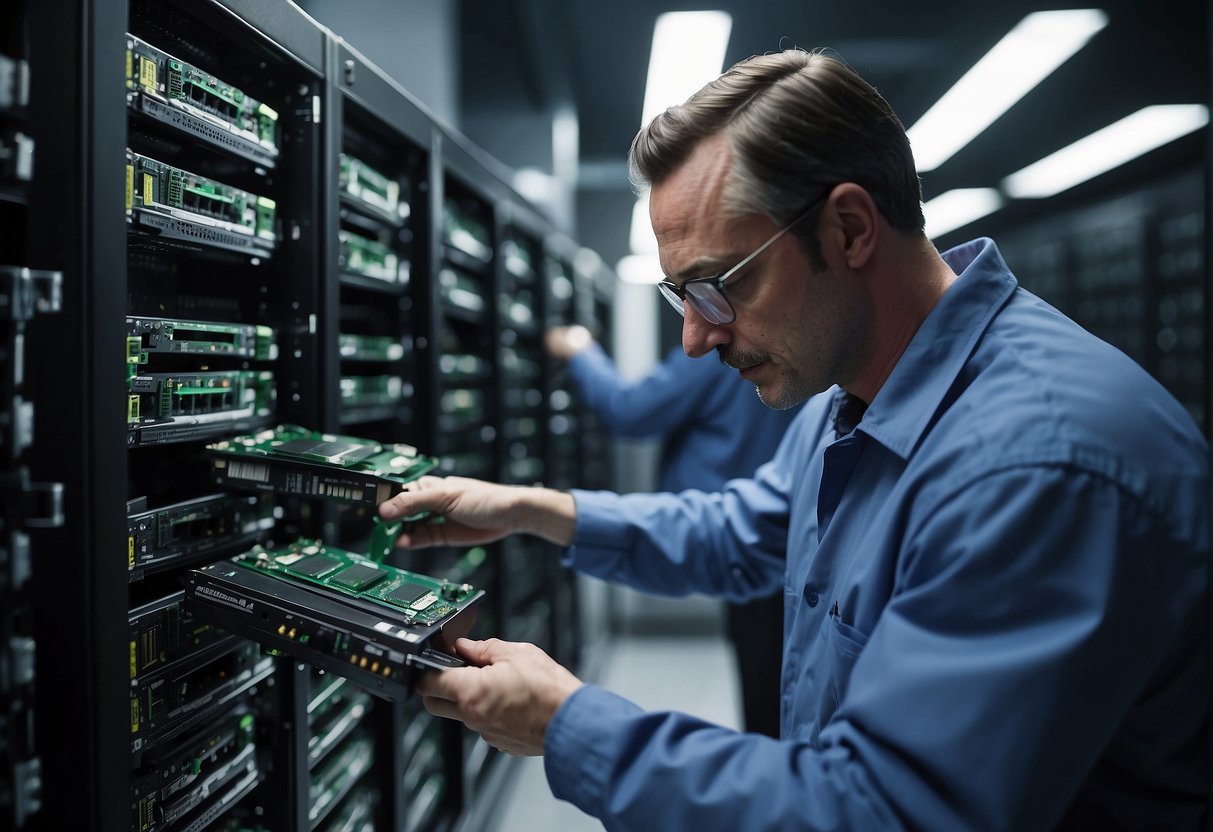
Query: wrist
514 487 576 546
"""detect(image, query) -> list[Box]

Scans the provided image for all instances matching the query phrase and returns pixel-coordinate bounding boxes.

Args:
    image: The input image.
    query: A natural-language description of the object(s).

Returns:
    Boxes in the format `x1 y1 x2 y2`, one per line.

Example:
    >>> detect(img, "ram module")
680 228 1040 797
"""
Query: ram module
127 316 278 363
184 541 483 701
207 424 437 508
126 33 279 167
126 149 277 258
234 539 477 624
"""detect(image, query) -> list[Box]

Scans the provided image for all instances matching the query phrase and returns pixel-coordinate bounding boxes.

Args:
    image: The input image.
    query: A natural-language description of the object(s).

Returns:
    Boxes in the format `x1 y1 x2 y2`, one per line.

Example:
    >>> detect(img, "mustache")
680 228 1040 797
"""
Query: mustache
717 345 769 370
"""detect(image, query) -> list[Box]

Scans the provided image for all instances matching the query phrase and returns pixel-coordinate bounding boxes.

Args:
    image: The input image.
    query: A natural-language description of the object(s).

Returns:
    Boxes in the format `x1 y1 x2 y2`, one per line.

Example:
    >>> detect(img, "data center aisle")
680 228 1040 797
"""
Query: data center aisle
482 632 742 831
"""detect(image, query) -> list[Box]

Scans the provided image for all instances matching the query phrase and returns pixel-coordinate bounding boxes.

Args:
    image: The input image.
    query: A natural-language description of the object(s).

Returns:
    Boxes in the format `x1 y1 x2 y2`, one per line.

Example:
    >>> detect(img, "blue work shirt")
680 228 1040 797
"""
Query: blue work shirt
567 342 801 492
545 239 1209 831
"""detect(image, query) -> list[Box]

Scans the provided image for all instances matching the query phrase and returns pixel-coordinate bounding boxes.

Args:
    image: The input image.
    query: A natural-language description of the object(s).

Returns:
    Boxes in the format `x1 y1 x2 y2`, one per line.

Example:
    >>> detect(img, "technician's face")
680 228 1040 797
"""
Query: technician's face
650 135 860 409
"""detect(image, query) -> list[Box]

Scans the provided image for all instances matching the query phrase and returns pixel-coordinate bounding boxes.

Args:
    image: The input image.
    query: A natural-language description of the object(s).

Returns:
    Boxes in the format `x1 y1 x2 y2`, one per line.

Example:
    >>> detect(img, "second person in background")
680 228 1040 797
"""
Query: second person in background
545 322 802 737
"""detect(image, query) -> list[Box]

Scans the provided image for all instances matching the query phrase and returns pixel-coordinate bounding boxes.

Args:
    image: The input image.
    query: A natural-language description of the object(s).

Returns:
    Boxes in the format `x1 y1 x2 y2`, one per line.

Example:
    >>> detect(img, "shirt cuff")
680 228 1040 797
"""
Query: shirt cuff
544 684 644 817
562 490 633 576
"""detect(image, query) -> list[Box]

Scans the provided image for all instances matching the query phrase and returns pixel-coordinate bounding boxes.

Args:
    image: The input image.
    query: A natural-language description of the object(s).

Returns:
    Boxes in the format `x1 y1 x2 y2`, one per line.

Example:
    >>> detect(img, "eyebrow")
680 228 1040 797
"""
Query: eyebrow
667 255 736 284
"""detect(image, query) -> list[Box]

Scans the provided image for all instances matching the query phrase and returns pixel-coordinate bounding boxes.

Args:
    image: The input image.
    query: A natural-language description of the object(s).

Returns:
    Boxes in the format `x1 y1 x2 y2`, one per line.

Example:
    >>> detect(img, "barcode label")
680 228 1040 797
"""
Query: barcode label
228 461 270 483
316 481 361 501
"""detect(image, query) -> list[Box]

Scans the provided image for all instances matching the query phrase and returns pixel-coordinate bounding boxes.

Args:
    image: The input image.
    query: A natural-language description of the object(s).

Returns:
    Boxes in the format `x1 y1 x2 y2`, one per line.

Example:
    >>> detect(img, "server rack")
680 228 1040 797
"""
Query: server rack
16 2 612 830
1 7 64 828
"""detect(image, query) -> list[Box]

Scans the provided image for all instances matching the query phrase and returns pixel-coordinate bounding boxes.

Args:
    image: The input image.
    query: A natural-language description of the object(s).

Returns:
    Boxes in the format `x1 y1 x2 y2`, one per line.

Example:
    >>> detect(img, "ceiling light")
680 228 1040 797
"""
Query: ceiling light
629 191 658 255
631 13 731 257
1002 104 1209 198
907 9 1107 173
641 11 732 125
616 253 665 285
923 188 1004 239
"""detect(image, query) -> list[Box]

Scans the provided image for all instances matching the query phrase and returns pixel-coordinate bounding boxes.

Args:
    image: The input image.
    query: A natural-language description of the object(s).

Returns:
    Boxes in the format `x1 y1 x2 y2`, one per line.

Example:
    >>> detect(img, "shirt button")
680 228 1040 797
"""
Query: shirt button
806 592 819 607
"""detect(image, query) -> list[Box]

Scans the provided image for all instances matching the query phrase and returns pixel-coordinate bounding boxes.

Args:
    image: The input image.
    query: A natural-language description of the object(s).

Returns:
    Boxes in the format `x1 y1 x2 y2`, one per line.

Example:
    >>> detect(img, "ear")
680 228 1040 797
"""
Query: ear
822 183 879 270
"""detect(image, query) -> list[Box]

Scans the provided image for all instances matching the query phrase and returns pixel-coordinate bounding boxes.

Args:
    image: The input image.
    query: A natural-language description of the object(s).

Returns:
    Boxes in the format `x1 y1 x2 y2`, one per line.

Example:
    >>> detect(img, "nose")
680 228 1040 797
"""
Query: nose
682 306 730 358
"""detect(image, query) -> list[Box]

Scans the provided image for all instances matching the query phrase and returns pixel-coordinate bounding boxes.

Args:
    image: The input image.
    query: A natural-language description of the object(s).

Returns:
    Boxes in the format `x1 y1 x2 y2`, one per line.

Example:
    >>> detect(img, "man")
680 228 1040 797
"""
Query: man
545 323 801 738
381 49 1209 830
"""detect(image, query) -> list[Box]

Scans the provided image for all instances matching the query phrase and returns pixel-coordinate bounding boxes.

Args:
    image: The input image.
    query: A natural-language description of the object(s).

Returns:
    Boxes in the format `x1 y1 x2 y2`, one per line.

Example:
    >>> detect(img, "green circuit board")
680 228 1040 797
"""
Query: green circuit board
209 424 437 484
234 538 477 625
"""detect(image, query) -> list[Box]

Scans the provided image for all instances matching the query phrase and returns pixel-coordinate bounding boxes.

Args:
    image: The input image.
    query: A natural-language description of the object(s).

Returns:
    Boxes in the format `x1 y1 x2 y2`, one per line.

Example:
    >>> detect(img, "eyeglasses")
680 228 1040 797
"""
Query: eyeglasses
657 192 829 325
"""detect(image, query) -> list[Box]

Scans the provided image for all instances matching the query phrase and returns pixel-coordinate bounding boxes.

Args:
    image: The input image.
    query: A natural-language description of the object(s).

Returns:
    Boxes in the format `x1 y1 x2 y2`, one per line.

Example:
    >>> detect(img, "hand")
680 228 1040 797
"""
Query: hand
379 476 578 548
417 638 583 756
544 325 594 360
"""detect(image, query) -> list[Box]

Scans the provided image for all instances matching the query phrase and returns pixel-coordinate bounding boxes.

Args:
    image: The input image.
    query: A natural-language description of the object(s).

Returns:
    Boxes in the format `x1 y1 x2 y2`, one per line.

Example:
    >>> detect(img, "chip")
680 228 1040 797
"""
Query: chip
385 582 431 605
287 554 341 578
329 563 387 591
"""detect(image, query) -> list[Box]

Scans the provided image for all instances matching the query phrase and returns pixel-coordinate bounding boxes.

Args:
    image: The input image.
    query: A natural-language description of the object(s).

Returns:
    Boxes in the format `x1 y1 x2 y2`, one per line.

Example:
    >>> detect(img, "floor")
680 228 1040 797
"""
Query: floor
479 631 742 832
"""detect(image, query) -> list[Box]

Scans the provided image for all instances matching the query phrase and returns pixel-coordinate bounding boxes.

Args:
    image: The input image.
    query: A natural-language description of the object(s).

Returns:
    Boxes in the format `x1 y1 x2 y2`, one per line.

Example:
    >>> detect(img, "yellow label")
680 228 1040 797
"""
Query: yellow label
128 535 135 568
129 640 136 679
125 164 133 212
139 56 157 92
126 49 132 83
131 697 140 733
143 173 154 206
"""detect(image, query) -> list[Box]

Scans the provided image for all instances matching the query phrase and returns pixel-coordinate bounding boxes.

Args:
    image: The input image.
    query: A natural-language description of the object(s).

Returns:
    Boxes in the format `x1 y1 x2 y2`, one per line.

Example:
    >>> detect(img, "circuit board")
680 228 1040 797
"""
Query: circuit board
125 33 279 167
233 539 475 626
207 424 437 508
126 148 277 258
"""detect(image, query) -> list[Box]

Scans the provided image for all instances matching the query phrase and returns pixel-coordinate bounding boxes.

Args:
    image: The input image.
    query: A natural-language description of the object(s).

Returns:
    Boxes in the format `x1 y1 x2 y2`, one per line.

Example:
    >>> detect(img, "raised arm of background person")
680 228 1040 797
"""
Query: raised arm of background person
564 343 733 437
557 395 826 603
379 476 577 549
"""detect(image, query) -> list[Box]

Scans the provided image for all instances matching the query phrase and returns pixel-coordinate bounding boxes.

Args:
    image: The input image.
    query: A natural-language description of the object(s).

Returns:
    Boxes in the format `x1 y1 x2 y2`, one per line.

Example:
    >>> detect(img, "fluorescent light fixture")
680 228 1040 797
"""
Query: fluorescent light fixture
641 11 732 125
629 191 658 254
631 12 731 257
907 9 1107 172
1002 104 1209 198
923 188 1004 239
616 254 664 285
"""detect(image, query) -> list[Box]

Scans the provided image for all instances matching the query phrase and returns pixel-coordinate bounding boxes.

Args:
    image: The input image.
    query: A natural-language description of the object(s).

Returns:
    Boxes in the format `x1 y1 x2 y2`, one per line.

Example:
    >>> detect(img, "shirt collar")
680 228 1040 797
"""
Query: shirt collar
853 238 1018 459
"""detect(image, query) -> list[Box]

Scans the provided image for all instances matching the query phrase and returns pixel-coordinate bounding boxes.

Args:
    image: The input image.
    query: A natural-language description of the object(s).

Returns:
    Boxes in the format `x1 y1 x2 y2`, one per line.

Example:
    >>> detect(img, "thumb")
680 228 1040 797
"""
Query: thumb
454 637 505 666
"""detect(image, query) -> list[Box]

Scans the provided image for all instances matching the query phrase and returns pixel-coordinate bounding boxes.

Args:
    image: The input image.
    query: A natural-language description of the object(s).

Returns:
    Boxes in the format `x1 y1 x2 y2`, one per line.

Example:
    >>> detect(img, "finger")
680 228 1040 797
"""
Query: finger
379 477 446 521
454 637 504 665
421 695 465 722
415 665 477 700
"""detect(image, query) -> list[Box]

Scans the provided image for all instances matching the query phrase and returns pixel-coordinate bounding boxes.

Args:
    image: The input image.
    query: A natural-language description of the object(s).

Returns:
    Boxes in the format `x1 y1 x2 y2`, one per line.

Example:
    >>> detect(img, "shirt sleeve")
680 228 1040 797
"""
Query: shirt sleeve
565 434 801 602
544 463 1207 831
567 344 722 437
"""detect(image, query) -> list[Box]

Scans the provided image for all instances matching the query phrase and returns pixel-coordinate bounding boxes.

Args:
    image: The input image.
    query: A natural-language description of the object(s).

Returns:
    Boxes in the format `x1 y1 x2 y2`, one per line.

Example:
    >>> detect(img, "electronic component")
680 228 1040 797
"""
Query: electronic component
438 268 487 316
125 33 279 167
128 369 276 447
337 230 402 286
127 316 278 363
0 53 30 110
308 687 370 770
207 424 436 508
128 591 235 682
127 493 276 581
309 731 373 829
183 540 483 701
130 640 273 759
126 149 277 258
130 711 258 832
316 788 376 832
442 199 492 265
338 334 405 363
338 154 403 225
0 130 34 184
339 375 403 409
